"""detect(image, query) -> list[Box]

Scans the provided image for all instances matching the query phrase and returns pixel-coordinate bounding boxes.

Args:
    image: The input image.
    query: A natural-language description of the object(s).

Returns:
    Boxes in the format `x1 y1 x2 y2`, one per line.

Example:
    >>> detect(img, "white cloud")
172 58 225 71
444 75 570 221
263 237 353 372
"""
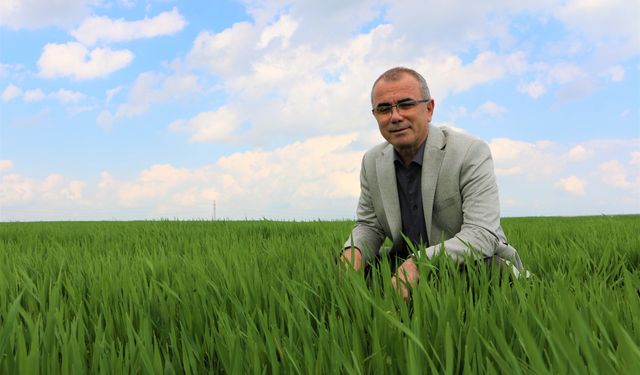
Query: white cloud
169 107 240 143
71 7 186 46
117 164 196 206
517 61 598 100
630 151 640 165
0 160 13 172
488 137 639 216
41 173 63 191
61 180 86 201
115 72 201 117
247 0 381 48
580 138 640 152
0 63 16 77
598 160 634 189
545 0 640 88
566 145 592 162
2 86 87 103
490 138 640 184
214 133 362 208
555 175 586 196
555 78 598 101
607 65 625 81
4 1 640 220
105 86 123 103
0 134 363 220
0 0 90 29
23 89 45 102
548 62 586 84
188 22 259 76
184 16 530 146
0 172 87 208
257 14 298 49
0 174 34 204
38 42 134 80
98 171 114 189
68 105 96 115
489 138 561 179
385 1 532 52
2 135 639 220
477 101 506 116
422 51 528 97
489 138 536 162
107 133 361 217
556 0 640 40
517 80 545 98
96 110 113 130
1 84 22 101
51 89 86 103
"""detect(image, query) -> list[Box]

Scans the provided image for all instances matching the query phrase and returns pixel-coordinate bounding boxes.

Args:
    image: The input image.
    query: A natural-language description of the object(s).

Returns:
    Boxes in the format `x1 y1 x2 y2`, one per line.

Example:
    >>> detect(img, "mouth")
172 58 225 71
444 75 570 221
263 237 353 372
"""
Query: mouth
389 127 409 134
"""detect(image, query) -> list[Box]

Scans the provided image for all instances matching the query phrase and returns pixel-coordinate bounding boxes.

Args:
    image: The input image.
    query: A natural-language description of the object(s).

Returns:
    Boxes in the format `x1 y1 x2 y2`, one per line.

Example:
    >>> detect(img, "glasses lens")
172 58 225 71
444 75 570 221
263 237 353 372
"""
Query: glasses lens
375 104 392 114
397 100 417 110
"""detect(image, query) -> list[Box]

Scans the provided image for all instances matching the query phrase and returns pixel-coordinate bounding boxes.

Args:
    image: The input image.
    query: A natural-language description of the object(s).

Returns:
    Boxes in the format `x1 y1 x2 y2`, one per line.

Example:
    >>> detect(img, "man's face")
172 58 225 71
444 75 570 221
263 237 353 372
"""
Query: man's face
371 74 434 152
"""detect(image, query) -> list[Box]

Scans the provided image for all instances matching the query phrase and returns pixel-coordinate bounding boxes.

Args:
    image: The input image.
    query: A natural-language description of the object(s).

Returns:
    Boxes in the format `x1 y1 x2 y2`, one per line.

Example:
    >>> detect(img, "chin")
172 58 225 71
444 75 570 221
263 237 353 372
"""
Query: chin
392 142 414 150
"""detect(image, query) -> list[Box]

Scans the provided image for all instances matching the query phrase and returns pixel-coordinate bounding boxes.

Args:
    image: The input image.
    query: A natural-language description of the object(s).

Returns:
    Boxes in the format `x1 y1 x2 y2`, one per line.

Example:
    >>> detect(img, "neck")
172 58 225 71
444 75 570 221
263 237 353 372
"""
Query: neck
395 130 428 166
396 147 418 167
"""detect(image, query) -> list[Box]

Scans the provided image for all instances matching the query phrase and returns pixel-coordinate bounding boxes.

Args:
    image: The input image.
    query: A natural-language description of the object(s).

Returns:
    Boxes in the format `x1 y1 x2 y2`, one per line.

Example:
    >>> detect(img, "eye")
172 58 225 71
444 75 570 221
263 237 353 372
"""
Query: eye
375 104 393 113
396 99 417 109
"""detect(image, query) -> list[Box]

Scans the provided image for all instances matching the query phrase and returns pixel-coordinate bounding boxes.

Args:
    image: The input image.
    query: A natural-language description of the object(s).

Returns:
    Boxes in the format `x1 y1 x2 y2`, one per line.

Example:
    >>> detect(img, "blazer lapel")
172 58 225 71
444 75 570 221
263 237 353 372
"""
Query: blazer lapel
421 125 446 245
376 144 402 241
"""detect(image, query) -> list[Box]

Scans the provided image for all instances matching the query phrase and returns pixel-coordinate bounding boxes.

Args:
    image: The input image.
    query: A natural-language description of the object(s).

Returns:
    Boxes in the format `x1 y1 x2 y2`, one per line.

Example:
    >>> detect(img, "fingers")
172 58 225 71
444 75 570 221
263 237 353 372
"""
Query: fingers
393 260 420 301
391 275 410 301
339 248 362 272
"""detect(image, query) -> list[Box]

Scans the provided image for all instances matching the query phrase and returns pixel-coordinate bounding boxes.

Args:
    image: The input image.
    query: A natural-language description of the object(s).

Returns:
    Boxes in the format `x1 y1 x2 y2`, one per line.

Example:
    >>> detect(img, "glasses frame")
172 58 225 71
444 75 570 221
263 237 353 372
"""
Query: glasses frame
371 98 431 116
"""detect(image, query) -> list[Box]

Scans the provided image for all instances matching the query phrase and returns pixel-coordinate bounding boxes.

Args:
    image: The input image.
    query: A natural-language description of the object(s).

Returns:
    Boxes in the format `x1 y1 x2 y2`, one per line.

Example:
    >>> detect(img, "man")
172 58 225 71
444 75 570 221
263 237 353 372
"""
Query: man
341 67 524 299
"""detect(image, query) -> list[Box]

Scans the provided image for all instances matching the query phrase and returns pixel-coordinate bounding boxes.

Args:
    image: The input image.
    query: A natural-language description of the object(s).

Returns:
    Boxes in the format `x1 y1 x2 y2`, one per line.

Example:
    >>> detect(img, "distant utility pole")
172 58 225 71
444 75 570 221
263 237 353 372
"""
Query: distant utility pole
213 200 217 221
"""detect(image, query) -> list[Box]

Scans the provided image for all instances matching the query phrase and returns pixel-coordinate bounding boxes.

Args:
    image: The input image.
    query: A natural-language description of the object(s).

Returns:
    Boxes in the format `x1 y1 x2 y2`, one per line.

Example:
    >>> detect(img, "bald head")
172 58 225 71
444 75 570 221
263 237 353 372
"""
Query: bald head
371 67 431 105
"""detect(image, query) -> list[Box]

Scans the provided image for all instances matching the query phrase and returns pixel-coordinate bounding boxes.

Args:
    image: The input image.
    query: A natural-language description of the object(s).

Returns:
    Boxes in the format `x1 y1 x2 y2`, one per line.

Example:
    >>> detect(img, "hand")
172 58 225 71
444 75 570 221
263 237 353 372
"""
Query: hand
391 259 419 301
339 248 363 272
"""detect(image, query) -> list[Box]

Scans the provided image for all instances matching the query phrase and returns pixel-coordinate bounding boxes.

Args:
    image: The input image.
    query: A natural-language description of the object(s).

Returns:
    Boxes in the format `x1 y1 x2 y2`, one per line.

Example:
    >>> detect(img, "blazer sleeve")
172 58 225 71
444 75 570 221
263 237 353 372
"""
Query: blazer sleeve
416 140 503 262
344 154 386 264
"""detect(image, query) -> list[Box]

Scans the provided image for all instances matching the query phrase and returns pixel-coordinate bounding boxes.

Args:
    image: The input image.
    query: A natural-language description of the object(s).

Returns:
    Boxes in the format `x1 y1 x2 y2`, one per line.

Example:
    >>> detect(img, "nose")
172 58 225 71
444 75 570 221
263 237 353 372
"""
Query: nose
389 105 404 122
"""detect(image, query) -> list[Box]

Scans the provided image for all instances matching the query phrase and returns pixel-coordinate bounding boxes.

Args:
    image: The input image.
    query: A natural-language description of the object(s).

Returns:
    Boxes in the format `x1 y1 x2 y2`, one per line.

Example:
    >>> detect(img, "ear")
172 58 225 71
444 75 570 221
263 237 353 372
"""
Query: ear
427 99 435 114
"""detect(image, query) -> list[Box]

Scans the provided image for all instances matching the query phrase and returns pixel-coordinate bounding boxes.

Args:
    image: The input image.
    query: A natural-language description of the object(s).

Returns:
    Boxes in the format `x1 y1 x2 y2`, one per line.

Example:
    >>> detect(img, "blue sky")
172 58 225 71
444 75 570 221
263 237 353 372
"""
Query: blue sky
1 0 638 221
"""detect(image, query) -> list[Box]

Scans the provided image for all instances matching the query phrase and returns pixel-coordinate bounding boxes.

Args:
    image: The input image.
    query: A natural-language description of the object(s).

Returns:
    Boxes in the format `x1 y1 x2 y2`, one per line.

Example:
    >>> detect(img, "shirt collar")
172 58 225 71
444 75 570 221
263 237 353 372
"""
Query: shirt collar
393 138 427 166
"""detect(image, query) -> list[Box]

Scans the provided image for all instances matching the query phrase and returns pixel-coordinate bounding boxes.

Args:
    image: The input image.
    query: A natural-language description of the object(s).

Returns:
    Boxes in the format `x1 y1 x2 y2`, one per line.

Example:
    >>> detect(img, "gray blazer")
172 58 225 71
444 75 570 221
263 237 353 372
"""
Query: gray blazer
345 125 524 273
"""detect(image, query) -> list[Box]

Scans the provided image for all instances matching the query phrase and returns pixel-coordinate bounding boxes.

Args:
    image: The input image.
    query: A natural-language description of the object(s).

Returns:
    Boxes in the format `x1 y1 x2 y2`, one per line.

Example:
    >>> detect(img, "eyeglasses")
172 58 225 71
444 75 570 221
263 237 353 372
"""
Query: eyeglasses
372 98 430 116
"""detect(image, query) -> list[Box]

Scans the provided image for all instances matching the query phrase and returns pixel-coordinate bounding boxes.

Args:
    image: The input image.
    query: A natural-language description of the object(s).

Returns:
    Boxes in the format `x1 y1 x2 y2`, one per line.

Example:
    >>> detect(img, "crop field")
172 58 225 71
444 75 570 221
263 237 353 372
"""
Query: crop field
0 215 639 374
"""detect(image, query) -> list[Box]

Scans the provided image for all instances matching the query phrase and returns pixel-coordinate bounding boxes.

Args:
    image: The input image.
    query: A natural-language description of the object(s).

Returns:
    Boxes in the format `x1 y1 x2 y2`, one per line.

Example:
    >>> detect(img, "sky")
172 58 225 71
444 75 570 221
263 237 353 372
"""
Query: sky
0 0 639 221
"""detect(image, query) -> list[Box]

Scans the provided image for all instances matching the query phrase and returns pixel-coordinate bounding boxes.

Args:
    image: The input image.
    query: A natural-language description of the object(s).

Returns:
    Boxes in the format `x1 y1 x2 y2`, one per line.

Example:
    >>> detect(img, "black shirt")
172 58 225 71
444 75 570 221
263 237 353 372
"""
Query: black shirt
394 141 429 258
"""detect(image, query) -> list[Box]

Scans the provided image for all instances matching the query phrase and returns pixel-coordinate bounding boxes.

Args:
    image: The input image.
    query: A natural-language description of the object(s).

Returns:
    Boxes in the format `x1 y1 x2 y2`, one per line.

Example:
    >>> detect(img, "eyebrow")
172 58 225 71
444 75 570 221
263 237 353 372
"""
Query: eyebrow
376 98 415 106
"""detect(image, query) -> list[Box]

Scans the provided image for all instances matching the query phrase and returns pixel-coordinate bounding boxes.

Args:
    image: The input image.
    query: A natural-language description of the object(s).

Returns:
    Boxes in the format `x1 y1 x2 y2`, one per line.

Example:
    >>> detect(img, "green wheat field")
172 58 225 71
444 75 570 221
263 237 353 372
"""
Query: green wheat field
1 215 639 374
